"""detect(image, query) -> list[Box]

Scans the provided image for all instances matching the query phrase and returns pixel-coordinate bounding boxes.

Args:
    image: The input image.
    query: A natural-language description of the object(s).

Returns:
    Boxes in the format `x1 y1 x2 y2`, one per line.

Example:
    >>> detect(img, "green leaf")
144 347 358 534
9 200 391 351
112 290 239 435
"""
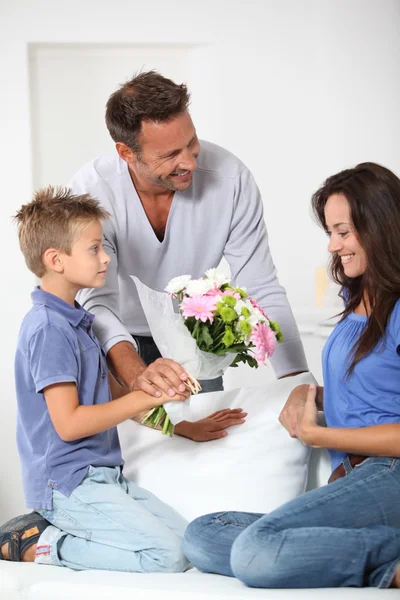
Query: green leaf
201 324 214 349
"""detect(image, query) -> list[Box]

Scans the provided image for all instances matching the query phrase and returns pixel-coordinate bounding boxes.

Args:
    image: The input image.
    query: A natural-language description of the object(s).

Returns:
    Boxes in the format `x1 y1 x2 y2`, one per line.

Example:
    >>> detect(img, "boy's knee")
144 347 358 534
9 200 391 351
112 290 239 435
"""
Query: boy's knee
145 530 190 573
158 541 189 573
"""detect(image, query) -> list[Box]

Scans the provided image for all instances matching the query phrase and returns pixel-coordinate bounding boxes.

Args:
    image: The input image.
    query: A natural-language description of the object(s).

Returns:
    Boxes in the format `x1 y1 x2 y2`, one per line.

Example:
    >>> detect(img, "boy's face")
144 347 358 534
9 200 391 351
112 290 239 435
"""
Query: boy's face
62 220 110 289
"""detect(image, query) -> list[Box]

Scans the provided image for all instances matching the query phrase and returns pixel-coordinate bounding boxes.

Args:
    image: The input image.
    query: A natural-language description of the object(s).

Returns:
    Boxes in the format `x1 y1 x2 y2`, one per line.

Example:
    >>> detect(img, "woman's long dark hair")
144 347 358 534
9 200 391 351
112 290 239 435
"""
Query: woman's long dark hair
312 162 400 374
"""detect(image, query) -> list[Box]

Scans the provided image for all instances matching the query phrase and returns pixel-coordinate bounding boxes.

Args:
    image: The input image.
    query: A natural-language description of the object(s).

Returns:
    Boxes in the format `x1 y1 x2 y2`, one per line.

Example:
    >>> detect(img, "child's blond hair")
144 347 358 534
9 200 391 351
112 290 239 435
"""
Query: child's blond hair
14 186 110 277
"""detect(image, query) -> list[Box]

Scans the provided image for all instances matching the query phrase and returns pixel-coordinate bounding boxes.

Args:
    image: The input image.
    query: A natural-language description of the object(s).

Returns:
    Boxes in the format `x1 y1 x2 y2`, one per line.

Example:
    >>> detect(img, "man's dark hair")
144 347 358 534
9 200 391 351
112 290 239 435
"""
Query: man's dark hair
105 71 190 154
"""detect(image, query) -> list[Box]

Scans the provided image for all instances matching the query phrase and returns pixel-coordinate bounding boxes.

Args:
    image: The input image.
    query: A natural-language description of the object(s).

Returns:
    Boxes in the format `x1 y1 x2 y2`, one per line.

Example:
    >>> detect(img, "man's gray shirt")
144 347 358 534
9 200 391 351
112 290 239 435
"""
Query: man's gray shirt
70 140 307 378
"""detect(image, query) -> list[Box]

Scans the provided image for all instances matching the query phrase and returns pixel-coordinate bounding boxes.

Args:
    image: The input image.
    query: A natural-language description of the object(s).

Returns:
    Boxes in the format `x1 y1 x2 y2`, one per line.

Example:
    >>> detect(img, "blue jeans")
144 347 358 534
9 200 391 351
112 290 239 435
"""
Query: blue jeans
36 466 189 572
182 457 400 588
133 335 224 393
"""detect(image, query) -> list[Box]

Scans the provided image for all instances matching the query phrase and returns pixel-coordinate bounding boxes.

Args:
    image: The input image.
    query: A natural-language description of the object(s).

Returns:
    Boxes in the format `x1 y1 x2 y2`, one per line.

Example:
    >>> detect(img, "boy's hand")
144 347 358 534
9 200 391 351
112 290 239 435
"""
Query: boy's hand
175 408 247 442
133 358 190 399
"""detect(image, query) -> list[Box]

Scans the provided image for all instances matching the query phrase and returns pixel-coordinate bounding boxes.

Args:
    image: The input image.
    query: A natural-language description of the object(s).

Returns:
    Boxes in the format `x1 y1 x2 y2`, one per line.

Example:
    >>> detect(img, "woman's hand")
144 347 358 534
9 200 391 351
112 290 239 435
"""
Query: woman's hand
295 384 321 446
279 384 310 437
279 383 324 438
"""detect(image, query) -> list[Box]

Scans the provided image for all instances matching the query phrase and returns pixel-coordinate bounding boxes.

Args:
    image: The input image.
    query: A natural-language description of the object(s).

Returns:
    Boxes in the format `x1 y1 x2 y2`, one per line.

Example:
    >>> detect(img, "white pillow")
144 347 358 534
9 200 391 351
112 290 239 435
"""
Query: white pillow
118 372 317 522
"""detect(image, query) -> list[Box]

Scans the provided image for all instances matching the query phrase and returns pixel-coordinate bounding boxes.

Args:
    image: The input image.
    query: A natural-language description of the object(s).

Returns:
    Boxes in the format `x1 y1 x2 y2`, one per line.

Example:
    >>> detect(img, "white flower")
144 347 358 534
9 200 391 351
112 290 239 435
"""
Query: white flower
247 313 259 327
204 267 230 287
165 275 191 294
247 309 265 326
185 278 216 297
234 299 246 315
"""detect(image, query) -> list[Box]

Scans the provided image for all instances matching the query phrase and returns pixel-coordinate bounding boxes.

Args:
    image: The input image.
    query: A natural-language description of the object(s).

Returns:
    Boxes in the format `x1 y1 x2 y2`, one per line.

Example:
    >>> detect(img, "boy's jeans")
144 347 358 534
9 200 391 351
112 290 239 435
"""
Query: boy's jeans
183 457 400 588
36 465 189 572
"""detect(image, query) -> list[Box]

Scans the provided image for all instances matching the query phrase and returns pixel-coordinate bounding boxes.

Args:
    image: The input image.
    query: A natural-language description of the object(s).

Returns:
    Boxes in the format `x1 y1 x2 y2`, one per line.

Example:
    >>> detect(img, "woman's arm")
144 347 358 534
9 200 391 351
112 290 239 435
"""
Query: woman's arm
304 422 400 457
298 385 400 457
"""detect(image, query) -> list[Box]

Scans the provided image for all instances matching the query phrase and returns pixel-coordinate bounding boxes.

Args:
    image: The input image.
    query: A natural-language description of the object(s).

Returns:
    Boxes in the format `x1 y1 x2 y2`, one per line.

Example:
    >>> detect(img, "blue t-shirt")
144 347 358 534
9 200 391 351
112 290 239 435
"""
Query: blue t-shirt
322 301 400 471
15 288 122 510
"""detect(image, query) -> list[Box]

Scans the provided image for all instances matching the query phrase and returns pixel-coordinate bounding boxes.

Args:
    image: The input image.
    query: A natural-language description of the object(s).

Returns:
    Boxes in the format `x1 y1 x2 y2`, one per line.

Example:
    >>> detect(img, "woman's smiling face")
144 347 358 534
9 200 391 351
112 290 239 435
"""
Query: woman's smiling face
324 193 367 278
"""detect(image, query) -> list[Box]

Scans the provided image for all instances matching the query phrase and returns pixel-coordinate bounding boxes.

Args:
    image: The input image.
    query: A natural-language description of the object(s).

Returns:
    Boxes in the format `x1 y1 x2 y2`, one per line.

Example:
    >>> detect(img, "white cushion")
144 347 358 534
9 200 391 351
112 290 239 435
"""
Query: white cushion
0 561 392 600
118 372 317 522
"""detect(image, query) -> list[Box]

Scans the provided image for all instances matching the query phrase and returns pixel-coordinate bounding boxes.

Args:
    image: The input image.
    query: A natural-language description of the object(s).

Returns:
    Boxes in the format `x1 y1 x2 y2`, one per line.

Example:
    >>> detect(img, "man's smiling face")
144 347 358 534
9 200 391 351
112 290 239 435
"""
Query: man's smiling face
125 111 201 192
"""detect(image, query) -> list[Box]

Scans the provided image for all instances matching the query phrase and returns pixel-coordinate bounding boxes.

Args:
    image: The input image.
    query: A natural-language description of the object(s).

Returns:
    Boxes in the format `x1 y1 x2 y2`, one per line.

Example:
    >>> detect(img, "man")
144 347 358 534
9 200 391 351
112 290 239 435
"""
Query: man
70 71 308 442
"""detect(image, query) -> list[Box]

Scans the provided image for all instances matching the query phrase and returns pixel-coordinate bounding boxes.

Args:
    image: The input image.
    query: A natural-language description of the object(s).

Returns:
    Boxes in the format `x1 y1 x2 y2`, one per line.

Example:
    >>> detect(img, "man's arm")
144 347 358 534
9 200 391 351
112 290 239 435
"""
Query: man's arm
75 221 191 398
77 225 139 358
224 167 308 378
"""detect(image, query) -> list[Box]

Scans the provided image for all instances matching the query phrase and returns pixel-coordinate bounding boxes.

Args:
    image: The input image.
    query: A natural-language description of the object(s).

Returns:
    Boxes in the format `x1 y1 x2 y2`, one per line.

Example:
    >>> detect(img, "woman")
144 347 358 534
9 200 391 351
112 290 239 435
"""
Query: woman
182 162 400 589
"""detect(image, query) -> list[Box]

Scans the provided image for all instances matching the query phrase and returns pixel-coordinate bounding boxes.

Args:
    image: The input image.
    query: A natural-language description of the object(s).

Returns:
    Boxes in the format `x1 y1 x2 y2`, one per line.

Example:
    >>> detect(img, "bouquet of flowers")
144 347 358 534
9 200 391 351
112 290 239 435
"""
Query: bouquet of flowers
131 269 282 436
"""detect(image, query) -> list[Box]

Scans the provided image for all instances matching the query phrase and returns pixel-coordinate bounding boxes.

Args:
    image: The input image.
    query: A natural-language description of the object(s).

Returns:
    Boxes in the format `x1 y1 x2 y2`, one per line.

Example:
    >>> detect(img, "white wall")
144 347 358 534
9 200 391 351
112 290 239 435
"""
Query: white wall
1 0 399 518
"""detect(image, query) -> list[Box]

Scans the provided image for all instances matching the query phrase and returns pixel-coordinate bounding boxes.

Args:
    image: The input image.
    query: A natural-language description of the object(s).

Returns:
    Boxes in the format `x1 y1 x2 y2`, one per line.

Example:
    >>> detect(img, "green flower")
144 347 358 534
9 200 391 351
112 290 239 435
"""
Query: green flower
223 295 237 307
239 320 252 335
269 320 278 332
241 306 251 318
222 327 235 347
269 320 284 343
218 306 237 323
235 287 248 298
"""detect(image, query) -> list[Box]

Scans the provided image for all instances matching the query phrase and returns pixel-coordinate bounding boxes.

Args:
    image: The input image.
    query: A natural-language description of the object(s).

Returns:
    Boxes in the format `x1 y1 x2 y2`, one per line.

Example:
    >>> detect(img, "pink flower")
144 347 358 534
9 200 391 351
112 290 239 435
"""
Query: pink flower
204 283 220 296
251 322 276 365
181 295 217 323
249 297 268 319
222 290 241 299
205 287 241 300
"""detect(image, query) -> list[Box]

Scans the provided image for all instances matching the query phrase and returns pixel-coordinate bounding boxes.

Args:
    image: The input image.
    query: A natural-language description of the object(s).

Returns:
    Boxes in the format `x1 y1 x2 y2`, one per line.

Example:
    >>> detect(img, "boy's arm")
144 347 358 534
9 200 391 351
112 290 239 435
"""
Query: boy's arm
44 382 185 442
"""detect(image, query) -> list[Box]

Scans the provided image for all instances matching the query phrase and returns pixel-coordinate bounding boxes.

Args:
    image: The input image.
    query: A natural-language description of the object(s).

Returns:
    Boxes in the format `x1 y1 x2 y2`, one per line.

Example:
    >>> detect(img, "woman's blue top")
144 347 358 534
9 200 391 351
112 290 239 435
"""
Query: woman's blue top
322 300 400 471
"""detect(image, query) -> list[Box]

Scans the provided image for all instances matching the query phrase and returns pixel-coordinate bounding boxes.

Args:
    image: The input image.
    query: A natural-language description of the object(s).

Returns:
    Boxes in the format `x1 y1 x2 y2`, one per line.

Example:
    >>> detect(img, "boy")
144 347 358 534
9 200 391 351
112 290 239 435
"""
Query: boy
0 186 190 572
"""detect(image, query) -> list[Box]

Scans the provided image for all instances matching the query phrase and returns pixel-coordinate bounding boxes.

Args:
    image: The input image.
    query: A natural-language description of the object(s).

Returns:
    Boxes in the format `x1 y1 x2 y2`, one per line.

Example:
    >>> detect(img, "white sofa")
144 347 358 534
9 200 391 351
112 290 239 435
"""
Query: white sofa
0 375 397 599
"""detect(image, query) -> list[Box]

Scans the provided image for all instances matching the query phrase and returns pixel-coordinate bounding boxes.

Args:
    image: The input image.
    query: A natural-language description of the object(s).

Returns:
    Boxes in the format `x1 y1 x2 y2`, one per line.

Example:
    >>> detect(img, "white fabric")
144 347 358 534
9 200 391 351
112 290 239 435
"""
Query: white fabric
118 372 316 521
0 561 392 600
71 141 307 377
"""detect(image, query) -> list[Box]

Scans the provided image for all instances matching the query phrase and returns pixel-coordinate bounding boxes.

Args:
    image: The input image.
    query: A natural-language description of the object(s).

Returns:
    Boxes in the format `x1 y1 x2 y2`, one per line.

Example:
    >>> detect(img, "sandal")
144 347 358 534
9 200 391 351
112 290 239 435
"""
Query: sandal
0 512 49 561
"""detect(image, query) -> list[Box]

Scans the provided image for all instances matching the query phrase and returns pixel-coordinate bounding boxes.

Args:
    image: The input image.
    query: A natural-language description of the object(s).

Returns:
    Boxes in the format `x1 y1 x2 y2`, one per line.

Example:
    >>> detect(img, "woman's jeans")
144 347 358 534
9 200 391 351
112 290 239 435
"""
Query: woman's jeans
36 466 189 572
133 335 223 393
182 457 400 588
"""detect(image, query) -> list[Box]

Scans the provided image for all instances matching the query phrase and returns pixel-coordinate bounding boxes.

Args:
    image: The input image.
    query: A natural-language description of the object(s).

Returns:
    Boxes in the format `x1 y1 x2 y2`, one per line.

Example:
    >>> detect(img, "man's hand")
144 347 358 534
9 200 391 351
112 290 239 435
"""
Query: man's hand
175 408 247 442
107 343 190 398
133 358 191 399
295 384 320 446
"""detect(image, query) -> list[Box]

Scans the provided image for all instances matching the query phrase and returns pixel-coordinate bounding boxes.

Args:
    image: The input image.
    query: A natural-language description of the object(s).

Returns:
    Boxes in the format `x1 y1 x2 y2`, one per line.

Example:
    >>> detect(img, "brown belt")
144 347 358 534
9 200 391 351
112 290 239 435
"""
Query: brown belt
328 454 368 484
